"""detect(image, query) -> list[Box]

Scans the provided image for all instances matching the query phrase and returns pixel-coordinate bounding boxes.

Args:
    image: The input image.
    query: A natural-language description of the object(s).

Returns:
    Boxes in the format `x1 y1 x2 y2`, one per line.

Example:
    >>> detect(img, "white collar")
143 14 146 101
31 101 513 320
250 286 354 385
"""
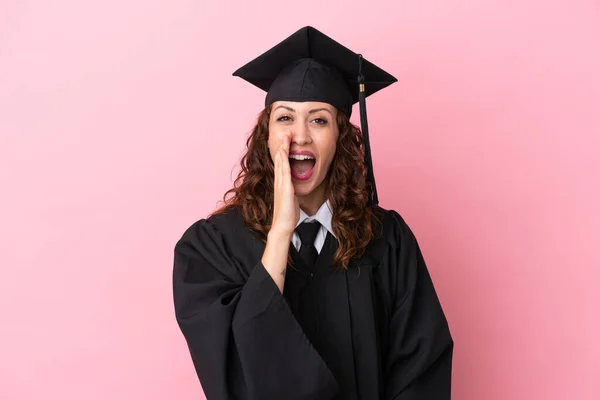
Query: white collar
295 200 336 238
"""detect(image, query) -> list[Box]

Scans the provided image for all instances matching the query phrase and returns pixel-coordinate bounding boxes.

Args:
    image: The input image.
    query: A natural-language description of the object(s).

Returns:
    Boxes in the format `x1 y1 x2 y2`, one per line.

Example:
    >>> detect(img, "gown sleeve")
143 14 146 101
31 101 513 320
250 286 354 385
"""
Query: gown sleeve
384 211 454 400
172 217 338 400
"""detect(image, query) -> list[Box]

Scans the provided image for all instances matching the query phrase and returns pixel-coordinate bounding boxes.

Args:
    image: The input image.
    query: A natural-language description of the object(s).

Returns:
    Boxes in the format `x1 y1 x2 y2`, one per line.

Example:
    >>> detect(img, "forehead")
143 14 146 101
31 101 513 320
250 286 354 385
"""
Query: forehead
271 101 336 113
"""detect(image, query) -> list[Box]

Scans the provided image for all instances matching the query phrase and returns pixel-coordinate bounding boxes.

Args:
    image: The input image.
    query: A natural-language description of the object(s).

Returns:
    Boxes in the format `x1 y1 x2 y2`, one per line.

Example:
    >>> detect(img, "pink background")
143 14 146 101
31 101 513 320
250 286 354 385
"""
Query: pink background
1 0 599 399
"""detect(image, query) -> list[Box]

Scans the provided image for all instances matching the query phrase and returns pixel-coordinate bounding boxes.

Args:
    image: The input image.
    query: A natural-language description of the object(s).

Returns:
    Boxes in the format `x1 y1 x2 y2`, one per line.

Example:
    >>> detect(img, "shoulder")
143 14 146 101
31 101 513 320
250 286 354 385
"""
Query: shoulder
175 206 247 249
372 205 417 248
174 205 262 262
358 205 423 269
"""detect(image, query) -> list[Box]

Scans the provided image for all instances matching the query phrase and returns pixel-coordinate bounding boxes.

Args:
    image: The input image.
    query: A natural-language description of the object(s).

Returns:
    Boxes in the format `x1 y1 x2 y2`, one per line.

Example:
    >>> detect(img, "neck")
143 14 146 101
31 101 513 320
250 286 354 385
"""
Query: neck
297 185 327 216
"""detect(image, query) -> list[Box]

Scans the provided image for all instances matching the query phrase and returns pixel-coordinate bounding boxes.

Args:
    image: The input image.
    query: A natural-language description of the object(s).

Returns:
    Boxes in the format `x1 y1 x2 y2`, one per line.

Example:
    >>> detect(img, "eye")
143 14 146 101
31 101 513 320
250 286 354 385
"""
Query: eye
276 115 292 122
312 118 328 125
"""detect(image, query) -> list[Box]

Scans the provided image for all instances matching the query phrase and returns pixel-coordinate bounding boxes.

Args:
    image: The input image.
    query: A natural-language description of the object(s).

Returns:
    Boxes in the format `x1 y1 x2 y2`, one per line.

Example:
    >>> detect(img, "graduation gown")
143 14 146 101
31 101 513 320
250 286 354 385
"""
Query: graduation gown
172 206 453 400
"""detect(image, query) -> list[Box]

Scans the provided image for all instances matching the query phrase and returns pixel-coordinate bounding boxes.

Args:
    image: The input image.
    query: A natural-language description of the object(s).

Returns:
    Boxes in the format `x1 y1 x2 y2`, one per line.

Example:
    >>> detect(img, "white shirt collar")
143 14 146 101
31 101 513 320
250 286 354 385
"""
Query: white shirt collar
295 200 336 239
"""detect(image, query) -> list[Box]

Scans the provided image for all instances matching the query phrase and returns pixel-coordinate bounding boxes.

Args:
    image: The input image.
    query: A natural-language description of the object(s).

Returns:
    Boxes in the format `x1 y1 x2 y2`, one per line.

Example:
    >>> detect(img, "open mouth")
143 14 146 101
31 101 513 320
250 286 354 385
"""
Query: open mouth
289 154 316 181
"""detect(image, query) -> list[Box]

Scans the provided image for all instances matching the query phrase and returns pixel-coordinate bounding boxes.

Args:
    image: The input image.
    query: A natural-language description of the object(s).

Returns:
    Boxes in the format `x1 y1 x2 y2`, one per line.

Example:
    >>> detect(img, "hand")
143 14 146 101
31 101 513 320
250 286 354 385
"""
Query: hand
271 131 299 238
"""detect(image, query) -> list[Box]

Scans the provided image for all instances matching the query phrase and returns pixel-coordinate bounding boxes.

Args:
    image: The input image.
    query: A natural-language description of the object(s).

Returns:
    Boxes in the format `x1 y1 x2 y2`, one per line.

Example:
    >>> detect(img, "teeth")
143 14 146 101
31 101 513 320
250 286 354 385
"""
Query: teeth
289 154 315 160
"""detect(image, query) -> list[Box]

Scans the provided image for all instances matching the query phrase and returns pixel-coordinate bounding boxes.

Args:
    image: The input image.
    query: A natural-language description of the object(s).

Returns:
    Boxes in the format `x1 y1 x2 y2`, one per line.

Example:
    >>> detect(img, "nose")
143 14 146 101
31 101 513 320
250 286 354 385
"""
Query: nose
291 121 311 145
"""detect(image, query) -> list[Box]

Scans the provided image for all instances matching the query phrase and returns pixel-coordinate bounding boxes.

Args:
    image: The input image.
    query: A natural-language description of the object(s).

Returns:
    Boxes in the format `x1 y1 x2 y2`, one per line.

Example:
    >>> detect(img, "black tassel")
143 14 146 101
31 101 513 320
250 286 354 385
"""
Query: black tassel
357 54 378 207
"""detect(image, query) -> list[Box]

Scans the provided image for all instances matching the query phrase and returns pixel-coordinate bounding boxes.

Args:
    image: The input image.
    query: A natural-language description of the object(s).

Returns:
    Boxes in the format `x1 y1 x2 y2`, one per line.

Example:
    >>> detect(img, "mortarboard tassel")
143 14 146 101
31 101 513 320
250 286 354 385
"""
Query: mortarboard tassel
357 54 379 207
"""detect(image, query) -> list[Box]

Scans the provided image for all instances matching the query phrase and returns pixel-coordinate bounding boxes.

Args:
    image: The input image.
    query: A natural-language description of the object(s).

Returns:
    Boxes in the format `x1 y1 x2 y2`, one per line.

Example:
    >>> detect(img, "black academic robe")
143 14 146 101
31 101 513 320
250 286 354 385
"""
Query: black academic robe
172 206 453 400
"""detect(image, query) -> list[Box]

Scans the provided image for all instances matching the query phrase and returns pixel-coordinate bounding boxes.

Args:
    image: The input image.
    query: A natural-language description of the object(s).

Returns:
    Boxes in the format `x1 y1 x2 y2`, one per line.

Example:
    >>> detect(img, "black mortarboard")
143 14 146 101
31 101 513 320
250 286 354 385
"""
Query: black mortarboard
233 26 397 206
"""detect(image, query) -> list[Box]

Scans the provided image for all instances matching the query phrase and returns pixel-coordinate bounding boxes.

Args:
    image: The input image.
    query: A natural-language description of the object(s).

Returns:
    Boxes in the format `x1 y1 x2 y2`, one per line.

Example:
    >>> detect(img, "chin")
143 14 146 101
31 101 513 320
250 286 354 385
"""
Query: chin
293 175 326 198
292 182 314 197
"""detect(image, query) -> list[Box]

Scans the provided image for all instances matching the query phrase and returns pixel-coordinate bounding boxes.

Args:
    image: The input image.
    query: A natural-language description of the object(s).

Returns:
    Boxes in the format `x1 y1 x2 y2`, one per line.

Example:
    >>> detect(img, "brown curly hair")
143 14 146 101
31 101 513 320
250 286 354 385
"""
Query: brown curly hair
212 104 381 269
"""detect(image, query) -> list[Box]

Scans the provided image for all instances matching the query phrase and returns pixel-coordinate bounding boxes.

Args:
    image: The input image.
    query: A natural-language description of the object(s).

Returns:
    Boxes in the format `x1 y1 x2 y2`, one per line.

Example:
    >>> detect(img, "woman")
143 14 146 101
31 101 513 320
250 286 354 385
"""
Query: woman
173 26 453 400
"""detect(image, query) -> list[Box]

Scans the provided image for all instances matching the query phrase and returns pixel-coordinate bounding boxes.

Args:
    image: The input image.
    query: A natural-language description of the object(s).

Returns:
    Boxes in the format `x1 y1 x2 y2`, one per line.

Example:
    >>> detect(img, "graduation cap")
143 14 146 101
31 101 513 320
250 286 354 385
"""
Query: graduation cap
233 26 397 206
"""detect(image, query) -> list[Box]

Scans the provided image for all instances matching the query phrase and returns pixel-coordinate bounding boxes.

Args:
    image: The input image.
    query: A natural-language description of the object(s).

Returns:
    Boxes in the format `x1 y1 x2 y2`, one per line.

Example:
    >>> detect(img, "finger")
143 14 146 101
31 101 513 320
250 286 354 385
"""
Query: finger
274 145 281 165
281 147 291 177
275 147 282 181
274 150 282 205
279 147 287 179
275 146 284 178
282 131 291 156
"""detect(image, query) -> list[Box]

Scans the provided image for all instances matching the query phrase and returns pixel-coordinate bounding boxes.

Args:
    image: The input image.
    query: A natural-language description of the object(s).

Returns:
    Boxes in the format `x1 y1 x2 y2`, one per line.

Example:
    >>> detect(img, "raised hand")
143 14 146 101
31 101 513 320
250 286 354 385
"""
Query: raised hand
261 131 299 292
271 131 299 237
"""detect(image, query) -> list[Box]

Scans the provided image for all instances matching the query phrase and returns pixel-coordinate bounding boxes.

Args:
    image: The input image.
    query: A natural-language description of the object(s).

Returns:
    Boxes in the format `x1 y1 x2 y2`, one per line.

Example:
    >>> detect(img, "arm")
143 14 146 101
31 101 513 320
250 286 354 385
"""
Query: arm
384 212 454 400
261 228 293 293
173 219 338 400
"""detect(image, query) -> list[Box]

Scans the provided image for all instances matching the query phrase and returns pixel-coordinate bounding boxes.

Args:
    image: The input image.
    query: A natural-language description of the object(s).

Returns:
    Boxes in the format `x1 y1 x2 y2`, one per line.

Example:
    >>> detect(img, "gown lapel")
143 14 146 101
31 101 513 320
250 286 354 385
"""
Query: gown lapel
243 208 384 399
286 232 359 400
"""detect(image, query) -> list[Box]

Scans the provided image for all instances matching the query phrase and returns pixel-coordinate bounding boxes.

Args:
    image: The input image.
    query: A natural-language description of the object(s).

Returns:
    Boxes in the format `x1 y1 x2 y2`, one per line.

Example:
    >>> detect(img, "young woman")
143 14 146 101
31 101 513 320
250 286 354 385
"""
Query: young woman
173 26 453 400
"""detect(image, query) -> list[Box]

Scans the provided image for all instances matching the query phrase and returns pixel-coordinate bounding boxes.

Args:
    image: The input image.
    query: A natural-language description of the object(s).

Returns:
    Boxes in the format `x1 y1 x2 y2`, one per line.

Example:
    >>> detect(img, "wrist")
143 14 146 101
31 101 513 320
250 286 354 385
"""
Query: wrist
268 227 293 243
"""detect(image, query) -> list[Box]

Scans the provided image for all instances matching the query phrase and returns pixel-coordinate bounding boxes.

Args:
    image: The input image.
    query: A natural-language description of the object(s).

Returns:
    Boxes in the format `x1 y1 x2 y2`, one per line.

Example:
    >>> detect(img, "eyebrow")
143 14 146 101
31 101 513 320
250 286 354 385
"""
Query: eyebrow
274 105 333 116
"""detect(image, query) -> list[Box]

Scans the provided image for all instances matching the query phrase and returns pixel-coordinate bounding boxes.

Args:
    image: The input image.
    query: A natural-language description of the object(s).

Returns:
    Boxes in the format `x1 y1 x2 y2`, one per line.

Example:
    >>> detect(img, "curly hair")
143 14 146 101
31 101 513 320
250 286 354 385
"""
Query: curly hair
212 104 381 269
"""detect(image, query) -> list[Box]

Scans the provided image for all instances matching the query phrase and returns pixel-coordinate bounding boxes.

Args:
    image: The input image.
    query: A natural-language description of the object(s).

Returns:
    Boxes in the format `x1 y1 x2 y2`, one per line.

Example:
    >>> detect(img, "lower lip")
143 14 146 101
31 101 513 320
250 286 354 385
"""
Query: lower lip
291 165 315 181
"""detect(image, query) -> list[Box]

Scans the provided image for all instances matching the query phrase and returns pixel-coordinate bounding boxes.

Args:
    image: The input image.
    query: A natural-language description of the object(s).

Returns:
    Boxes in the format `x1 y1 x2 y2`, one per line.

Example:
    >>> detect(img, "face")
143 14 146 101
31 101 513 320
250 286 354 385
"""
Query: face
268 101 339 203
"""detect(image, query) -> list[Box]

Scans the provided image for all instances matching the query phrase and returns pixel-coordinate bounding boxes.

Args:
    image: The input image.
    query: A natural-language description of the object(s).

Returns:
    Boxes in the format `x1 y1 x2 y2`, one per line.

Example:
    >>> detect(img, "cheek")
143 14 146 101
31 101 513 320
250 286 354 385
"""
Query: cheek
267 127 281 159
318 137 338 167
